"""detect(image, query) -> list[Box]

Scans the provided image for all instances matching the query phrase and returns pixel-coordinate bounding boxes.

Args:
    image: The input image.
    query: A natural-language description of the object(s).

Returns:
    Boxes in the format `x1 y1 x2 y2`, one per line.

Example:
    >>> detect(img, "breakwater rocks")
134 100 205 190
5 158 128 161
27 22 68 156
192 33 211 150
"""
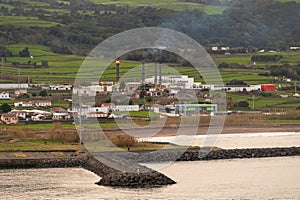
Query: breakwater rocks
98 172 176 188
177 147 300 161
1 147 299 188
122 147 300 163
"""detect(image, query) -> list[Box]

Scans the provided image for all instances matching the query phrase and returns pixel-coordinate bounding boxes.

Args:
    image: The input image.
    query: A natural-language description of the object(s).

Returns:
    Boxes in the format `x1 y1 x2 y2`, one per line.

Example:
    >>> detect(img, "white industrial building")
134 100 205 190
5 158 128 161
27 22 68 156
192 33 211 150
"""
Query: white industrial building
50 84 73 91
0 84 29 89
73 85 117 96
206 85 261 92
145 75 200 89
112 105 139 112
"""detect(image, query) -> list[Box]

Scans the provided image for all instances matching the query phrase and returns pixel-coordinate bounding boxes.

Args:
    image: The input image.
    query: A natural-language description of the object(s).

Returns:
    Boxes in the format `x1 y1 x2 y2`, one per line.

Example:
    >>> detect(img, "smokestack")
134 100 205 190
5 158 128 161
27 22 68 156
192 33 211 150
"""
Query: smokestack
116 59 120 83
159 64 162 85
141 59 145 84
154 63 157 85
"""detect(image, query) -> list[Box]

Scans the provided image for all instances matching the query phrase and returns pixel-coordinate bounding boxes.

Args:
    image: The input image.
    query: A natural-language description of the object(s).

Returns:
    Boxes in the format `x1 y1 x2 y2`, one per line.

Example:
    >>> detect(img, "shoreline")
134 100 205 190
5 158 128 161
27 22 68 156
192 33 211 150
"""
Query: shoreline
100 124 300 137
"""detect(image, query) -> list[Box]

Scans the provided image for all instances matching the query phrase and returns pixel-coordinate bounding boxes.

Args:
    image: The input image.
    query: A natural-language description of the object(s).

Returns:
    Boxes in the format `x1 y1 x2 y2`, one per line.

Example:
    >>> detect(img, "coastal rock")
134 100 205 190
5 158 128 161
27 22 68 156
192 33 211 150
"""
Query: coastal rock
97 171 176 188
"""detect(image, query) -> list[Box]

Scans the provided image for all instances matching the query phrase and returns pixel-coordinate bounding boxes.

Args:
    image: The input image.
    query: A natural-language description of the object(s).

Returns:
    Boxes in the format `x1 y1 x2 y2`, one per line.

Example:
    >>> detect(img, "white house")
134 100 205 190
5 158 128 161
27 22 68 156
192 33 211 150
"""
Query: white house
14 100 52 107
86 112 108 118
32 100 52 107
31 114 46 121
113 105 139 112
52 113 72 121
50 84 73 91
0 92 10 100
14 101 33 107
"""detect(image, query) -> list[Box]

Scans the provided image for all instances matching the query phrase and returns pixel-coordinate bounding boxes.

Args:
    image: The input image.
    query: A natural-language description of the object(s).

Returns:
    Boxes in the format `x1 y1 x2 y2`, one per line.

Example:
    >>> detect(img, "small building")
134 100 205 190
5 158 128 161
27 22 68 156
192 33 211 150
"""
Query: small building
32 100 52 107
10 110 28 120
174 104 218 116
261 84 276 92
14 89 28 95
1 113 19 124
101 103 115 108
113 105 139 112
50 84 73 91
52 112 72 121
0 84 29 90
86 112 108 118
14 101 33 107
31 114 46 121
0 92 10 100
14 100 52 107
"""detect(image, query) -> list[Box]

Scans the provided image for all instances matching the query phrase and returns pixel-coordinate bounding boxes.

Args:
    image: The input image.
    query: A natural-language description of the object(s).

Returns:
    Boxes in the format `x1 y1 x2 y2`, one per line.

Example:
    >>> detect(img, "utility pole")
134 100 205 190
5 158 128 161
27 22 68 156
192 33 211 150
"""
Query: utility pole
79 92 82 152
252 95 255 110
1 57 3 82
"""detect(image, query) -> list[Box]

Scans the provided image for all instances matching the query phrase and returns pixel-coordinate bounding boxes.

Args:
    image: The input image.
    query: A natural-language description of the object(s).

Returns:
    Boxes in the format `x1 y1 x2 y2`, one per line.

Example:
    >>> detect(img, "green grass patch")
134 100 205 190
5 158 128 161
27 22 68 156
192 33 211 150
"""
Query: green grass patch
0 137 79 151
91 0 227 14
0 15 60 27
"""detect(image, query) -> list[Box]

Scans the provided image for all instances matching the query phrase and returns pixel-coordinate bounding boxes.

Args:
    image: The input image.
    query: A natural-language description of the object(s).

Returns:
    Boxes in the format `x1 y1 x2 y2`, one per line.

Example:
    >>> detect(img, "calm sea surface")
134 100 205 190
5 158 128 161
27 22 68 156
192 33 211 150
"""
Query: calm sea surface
1 156 299 200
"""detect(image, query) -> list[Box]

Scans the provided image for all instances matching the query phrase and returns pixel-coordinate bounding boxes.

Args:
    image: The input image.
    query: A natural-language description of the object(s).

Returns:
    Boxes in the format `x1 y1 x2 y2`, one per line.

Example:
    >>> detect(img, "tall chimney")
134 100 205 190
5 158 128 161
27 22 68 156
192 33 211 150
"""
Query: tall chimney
159 64 162 85
141 59 145 84
154 63 157 85
116 59 120 83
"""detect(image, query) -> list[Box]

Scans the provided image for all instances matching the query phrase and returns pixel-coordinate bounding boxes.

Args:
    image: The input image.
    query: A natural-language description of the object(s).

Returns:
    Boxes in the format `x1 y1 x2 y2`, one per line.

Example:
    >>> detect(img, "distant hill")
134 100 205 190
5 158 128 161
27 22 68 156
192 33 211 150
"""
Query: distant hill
0 0 299 54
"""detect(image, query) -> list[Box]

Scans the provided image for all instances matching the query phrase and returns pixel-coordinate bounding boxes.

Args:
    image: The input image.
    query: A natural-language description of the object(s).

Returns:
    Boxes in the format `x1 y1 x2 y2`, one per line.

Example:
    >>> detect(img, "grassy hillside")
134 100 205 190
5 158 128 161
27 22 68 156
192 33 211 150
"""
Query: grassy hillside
90 0 227 14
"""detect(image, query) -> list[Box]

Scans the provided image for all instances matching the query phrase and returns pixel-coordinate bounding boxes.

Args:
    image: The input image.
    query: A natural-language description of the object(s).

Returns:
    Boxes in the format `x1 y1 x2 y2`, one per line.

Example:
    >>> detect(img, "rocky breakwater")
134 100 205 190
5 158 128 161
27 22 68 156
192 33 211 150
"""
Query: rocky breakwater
83 153 176 188
122 147 300 163
97 171 176 188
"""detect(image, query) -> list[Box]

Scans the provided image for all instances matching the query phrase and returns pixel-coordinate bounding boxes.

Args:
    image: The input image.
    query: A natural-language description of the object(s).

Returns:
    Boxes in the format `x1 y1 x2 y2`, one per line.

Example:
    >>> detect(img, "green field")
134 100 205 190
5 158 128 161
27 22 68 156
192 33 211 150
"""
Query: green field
90 0 227 14
227 93 300 110
1 45 299 84
0 137 79 151
0 15 60 27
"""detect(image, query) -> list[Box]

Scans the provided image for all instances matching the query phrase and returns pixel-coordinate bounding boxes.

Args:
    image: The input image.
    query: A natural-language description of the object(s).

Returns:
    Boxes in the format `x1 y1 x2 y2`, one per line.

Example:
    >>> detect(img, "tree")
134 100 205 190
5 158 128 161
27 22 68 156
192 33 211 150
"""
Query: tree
39 90 48 97
236 101 249 108
41 60 48 67
18 47 30 57
139 90 146 99
146 97 152 103
226 79 248 86
0 103 11 113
